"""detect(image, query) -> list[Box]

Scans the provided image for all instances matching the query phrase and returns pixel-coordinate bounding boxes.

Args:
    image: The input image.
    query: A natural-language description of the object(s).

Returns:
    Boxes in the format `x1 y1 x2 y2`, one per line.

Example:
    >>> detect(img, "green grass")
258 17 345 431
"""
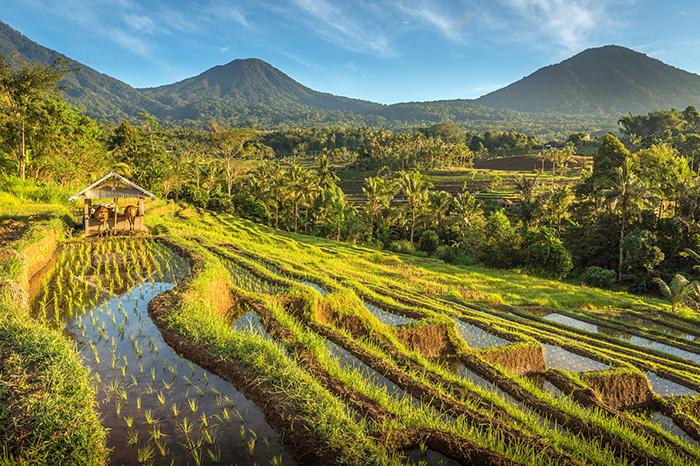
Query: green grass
0 290 108 465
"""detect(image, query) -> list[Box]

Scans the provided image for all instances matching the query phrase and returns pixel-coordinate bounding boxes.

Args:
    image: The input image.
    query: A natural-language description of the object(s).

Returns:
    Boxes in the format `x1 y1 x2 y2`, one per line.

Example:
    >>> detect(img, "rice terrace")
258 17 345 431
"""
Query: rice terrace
5 4 700 465
4 173 700 465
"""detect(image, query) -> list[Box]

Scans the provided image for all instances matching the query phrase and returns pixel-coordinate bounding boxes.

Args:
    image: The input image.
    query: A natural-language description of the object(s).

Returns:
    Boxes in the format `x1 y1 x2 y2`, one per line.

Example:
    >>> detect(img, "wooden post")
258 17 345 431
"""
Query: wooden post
137 197 144 231
113 197 118 235
84 199 91 235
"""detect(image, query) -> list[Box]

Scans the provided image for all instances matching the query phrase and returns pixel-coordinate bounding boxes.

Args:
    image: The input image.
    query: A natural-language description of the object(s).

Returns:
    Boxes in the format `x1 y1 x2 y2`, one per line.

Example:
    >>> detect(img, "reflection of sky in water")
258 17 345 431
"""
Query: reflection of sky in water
542 344 611 372
66 278 295 466
453 319 510 349
628 336 700 366
645 372 699 397
543 313 599 333
651 412 699 448
364 302 416 326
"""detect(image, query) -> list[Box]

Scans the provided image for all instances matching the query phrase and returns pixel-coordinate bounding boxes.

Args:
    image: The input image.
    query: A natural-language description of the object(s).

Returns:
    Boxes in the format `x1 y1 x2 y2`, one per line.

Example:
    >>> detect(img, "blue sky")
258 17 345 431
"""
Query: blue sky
3 0 700 104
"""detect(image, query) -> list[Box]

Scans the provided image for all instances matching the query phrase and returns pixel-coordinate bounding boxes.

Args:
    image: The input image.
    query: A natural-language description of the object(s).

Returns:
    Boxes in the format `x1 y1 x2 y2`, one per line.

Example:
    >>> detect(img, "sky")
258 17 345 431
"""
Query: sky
2 0 700 105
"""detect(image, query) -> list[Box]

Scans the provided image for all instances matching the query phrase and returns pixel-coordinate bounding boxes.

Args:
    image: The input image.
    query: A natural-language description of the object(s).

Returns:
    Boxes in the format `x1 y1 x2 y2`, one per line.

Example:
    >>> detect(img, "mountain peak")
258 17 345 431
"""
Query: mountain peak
476 44 700 115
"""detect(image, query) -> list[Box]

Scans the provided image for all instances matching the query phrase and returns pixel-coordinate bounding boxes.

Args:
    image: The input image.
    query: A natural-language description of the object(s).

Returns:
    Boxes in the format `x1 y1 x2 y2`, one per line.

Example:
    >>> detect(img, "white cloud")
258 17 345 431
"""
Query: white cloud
487 0 635 52
286 0 396 56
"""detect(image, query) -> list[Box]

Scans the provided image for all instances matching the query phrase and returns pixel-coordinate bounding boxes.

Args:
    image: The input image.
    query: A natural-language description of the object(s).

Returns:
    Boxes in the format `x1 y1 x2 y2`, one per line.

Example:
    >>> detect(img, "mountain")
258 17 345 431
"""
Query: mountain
139 58 383 125
1 19 698 137
476 45 700 115
0 21 170 122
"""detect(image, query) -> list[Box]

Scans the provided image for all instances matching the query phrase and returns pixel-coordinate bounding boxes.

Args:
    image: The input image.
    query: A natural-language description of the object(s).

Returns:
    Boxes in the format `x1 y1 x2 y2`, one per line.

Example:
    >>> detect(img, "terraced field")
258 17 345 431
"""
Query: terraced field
5 198 700 465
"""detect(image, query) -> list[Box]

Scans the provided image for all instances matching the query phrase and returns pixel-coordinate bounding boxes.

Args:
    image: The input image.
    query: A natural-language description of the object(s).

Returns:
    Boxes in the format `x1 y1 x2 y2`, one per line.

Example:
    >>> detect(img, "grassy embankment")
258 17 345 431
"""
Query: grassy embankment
0 181 107 465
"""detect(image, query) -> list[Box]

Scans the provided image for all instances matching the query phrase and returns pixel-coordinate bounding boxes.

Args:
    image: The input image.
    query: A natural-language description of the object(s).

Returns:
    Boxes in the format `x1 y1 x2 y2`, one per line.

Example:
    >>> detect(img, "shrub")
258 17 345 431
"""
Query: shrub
418 230 439 254
232 195 271 225
435 245 459 264
523 227 572 279
390 240 426 257
581 266 617 289
207 190 234 213
178 183 210 209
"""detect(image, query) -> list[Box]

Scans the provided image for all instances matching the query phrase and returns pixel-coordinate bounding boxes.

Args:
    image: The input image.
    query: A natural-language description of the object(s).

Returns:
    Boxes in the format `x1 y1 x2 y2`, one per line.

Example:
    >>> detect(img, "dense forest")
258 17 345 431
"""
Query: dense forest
3 56 700 305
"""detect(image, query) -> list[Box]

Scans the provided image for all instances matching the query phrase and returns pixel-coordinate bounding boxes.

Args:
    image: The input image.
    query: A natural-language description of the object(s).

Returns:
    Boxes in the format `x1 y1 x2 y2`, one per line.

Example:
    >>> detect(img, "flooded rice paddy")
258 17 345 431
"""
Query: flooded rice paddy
42 242 295 466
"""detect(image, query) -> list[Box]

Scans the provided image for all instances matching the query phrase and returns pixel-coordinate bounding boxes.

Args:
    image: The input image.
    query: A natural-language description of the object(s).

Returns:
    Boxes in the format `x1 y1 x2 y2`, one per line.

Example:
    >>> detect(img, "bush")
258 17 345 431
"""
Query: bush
435 245 462 264
390 240 427 257
178 183 210 209
523 227 573 279
232 195 271 225
418 230 440 254
580 266 617 289
207 190 234 213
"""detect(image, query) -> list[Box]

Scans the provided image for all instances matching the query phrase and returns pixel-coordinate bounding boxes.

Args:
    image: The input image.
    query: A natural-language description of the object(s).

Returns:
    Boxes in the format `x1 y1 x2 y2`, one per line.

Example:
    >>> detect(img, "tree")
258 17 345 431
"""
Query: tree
592 134 630 186
363 175 397 238
212 125 255 195
397 170 433 242
653 274 699 314
425 191 453 241
600 158 660 283
0 54 77 179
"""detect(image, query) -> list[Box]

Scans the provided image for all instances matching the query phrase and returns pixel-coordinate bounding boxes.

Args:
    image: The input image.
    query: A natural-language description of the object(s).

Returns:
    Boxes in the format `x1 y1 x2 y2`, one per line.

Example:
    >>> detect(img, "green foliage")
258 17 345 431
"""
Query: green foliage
389 239 426 257
580 266 617 289
523 227 573 279
179 183 210 209
621 229 664 292
479 211 521 268
418 229 439 254
592 134 630 186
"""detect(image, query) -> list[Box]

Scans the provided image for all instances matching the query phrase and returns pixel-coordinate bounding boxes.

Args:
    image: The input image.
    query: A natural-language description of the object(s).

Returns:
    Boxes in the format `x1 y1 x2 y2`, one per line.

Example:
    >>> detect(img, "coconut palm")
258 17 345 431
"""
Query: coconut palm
450 192 483 230
600 158 660 283
397 170 433 243
425 190 453 240
653 274 700 313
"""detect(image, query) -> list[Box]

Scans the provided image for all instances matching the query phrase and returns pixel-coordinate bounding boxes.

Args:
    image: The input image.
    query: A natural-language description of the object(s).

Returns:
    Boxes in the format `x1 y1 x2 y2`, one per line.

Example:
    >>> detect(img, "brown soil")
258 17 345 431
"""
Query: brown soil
0 218 30 248
580 371 655 410
316 299 374 340
376 428 517 466
461 353 695 466
395 323 457 359
473 155 591 172
479 342 547 376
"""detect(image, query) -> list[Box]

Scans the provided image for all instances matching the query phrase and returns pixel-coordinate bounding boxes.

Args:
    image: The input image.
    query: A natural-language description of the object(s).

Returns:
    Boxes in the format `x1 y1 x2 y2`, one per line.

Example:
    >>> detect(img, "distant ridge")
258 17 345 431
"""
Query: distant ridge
0 21 169 122
139 58 382 122
2 19 700 136
476 45 700 115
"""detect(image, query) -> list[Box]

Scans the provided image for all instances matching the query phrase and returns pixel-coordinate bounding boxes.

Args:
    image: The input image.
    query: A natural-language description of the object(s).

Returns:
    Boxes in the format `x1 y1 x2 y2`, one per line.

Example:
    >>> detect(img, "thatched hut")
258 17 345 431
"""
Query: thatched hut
69 172 156 236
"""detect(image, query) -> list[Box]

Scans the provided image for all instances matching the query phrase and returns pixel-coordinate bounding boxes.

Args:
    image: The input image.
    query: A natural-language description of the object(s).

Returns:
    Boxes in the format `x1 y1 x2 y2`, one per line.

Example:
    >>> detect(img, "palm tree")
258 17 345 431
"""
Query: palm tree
511 174 540 227
600 158 660 283
653 274 700 313
362 176 397 238
397 170 433 243
450 192 483 229
281 164 307 232
316 154 339 188
426 191 453 240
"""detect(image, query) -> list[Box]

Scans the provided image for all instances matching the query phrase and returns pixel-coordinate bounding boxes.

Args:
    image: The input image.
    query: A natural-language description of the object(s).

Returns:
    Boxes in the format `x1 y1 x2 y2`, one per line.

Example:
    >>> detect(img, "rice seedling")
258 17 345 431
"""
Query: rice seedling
171 403 180 418
126 429 139 447
188 398 198 414
136 444 154 464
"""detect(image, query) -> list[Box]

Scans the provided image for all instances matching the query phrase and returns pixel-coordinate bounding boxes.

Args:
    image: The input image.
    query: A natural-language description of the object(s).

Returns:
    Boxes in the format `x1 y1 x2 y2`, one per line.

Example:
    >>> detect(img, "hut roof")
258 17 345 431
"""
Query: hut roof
69 172 156 201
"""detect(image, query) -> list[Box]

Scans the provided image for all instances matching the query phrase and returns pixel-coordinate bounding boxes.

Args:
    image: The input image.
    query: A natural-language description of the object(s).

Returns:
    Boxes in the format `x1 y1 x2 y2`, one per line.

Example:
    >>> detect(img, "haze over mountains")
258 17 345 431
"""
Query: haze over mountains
2 20 700 135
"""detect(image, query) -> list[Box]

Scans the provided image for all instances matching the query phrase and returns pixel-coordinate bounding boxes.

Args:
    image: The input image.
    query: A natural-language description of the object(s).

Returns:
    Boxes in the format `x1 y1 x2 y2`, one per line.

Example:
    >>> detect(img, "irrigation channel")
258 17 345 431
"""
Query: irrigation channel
34 240 295 466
